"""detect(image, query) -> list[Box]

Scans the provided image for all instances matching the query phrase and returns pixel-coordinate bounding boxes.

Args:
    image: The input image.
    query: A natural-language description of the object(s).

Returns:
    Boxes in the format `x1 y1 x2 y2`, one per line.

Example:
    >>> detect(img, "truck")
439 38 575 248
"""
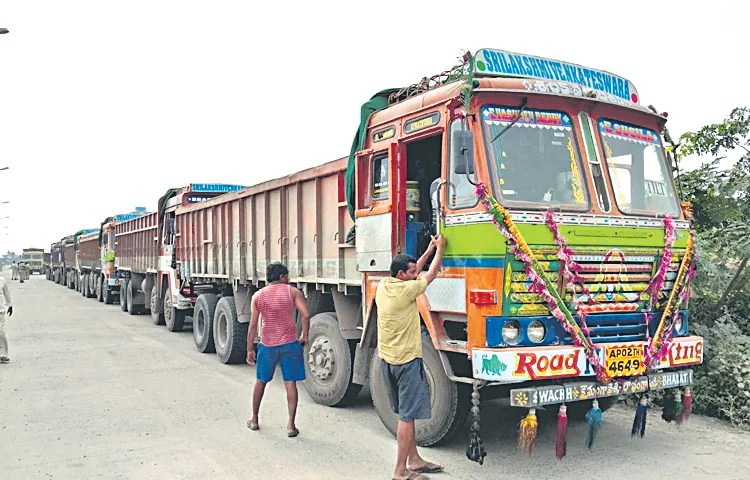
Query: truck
112 184 246 320
63 230 96 290
21 248 45 274
53 49 704 448
49 238 65 283
75 209 149 304
43 252 51 276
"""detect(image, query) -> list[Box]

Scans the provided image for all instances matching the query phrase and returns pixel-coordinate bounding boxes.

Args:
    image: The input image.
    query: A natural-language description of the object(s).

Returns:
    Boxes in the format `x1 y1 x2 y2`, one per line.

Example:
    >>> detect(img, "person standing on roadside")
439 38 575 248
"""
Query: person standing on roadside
377 235 447 480
0 273 15 364
246 262 310 437
11 262 18 281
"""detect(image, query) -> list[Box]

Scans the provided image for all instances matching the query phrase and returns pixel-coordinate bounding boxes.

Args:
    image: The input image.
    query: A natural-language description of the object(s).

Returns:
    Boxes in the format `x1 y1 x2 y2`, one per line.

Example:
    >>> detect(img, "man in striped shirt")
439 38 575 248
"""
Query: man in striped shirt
246 262 310 437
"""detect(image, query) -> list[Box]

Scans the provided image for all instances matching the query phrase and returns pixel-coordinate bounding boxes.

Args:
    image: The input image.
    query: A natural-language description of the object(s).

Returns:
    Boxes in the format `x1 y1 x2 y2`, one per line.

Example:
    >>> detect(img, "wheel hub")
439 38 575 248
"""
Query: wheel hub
307 337 335 381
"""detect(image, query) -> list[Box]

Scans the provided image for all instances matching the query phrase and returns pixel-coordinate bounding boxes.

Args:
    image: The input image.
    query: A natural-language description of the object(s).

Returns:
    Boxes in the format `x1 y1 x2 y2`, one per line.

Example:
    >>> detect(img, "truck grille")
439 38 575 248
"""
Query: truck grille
505 246 685 343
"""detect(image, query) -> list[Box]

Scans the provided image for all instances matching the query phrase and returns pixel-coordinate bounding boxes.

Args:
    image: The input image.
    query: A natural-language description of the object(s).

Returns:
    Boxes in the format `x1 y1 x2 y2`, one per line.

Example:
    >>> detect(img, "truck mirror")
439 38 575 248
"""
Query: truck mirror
452 130 475 175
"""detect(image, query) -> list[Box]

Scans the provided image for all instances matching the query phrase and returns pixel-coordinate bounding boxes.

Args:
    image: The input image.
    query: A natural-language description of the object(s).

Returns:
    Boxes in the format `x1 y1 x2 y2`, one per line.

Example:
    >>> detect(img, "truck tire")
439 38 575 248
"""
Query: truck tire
151 286 165 326
68 272 76 290
86 275 96 298
164 289 186 332
126 283 143 315
303 312 362 407
80 275 87 296
120 279 129 312
194 293 218 353
97 276 105 302
214 296 247 364
559 397 617 421
370 329 471 447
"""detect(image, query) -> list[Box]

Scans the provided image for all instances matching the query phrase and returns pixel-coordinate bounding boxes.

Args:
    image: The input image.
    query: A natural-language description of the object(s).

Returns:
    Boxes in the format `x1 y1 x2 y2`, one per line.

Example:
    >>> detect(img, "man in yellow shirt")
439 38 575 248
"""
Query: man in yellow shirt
376 235 446 480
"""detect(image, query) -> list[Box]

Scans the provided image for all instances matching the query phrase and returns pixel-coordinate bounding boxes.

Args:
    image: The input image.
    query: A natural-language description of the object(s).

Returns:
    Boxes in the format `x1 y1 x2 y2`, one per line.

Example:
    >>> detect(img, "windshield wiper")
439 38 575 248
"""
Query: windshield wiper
490 97 528 144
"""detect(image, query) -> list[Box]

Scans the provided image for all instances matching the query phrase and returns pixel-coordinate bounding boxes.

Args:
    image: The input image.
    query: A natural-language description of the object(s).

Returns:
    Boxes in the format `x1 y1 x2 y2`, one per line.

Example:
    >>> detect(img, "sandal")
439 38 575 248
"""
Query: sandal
246 420 259 431
410 462 443 474
392 473 428 480
287 428 299 438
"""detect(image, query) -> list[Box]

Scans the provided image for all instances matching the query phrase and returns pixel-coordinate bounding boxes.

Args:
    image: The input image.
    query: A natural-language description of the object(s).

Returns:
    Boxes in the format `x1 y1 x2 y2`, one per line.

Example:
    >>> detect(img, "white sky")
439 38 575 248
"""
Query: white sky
0 0 748 253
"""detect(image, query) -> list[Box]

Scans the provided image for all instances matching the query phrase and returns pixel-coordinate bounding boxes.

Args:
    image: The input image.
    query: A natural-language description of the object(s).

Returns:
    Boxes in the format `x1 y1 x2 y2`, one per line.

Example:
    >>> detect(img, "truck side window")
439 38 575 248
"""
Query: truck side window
371 152 389 201
448 119 478 209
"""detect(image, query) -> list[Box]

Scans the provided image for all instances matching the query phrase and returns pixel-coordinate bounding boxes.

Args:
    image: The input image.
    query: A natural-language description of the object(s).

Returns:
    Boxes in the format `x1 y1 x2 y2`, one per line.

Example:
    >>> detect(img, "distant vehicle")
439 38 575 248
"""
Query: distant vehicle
21 248 44 274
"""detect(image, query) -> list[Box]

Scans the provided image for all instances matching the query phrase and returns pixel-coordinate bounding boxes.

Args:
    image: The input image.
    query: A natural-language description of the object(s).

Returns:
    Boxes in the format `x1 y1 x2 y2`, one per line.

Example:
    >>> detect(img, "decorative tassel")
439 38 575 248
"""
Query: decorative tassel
632 396 648 438
677 387 692 424
661 389 682 423
466 384 487 464
556 404 568 460
585 399 602 449
518 408 537 455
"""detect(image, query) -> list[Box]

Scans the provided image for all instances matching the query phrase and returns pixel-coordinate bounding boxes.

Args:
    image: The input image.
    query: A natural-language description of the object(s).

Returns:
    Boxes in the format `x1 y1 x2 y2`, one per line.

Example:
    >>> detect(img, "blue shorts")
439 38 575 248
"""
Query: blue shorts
381 357 432 422
256 341 306 383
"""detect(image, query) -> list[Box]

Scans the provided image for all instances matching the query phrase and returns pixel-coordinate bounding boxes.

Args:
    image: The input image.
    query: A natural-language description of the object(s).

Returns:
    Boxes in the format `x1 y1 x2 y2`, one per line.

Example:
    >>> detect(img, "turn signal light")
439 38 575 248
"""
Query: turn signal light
470 290 497 305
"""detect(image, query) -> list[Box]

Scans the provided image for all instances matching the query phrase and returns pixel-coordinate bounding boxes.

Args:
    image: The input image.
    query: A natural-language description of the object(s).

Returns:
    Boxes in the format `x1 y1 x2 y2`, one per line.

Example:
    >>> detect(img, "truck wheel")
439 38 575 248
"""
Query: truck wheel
86 275 96 298
68 272 76 290
559 397 617 421
80 275 86 296
120 279 129 312
151 286 165 326
370 329 470 447
214 296 247 364
164 289 186 332
303 312 362 407
194 293 218 353
126 283 142 315
97 277 105 302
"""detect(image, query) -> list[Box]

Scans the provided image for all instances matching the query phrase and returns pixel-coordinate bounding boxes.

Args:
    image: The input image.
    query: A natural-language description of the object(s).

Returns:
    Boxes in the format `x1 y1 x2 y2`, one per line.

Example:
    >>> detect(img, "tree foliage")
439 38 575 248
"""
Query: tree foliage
666 107 750 426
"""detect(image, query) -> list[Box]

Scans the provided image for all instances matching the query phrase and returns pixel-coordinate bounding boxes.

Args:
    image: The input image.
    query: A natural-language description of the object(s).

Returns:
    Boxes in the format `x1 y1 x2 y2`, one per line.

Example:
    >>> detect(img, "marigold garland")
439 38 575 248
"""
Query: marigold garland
475 183 611 384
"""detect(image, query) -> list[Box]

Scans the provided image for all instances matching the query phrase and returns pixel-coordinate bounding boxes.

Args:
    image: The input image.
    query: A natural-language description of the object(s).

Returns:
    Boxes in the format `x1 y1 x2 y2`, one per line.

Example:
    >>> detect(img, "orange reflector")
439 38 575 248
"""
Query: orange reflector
470 290 497 305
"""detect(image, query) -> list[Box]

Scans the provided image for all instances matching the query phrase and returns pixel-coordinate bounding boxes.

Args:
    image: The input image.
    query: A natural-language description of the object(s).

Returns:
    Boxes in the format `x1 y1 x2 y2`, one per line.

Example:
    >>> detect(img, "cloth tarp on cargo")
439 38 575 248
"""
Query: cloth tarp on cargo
345 88 401 244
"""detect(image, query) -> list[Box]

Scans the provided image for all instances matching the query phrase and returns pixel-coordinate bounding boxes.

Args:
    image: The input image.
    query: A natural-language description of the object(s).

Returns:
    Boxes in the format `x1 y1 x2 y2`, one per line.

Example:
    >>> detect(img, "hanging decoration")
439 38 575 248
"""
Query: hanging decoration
556 405 568 459
677 386 692 424
466 382 487 464
643 215 676 309
518 408 538 454
585 400 603 449
631 395 649 438
476 183 611 384
645 232 697 369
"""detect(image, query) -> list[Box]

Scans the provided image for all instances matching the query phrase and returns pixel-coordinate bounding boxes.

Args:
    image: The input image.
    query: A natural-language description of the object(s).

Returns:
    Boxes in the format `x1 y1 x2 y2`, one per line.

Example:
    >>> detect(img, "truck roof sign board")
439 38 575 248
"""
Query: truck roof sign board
189 184 246 194
473 48 639 104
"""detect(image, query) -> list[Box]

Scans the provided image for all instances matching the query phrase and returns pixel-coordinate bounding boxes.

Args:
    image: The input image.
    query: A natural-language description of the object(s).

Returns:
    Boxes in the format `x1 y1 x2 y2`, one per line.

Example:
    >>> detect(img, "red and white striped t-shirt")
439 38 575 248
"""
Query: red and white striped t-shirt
254 283 297 347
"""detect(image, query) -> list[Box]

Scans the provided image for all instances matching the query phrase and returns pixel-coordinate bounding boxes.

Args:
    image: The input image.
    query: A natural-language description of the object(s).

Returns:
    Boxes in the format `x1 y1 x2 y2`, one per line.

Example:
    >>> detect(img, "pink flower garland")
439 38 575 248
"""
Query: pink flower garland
643 215 676 308
644 250 697 369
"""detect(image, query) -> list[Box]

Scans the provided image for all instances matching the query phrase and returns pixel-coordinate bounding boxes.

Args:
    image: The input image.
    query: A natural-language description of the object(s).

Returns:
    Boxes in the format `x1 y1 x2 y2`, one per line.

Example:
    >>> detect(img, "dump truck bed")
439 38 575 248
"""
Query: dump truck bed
77 232 100 270
114 212 159 273
175 157 359 288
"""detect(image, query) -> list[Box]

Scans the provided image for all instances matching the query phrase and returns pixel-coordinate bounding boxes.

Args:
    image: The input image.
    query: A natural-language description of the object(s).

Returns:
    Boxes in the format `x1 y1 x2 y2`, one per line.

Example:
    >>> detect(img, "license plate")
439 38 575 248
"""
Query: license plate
605 344 645 377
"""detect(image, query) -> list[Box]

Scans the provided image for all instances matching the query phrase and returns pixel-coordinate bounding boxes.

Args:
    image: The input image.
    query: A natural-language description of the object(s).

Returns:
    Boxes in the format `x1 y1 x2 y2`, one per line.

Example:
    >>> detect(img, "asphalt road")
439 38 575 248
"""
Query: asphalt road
1 272 749 480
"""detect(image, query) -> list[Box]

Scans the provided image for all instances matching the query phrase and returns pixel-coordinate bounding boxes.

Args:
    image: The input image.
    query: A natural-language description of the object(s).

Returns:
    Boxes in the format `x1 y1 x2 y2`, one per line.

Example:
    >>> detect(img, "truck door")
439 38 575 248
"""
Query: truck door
355 141 406 273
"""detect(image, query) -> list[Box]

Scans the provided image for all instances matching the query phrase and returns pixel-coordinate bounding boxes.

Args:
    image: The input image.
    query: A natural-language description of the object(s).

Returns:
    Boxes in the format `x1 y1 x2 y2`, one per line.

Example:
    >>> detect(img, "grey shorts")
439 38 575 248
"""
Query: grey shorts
381 357 431 422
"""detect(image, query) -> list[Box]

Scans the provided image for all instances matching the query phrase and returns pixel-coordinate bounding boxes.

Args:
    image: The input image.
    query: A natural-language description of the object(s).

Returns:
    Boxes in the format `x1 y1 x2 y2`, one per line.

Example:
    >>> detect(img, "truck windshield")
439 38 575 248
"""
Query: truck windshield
481 106 589 210
597 119 679 216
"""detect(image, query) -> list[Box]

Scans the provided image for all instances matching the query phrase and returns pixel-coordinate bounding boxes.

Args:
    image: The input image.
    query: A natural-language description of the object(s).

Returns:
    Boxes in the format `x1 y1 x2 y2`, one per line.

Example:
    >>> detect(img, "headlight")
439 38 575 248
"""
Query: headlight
527 320 546 344
502 320 521 345
674 313 684 335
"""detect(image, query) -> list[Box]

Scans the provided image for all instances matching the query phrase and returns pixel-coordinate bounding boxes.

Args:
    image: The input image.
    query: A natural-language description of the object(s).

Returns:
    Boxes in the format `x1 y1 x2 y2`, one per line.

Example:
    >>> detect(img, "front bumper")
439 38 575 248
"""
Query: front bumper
471 335 703 382
510 369 693 407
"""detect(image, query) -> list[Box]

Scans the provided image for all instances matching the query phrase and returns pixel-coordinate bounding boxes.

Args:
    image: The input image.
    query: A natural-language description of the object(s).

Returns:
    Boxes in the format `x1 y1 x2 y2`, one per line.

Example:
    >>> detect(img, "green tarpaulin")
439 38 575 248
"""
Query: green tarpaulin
344 88 402 245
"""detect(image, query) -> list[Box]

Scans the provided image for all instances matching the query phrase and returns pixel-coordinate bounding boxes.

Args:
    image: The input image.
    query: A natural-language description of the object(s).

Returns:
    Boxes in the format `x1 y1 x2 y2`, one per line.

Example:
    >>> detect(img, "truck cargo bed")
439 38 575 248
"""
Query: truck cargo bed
175 158 359 288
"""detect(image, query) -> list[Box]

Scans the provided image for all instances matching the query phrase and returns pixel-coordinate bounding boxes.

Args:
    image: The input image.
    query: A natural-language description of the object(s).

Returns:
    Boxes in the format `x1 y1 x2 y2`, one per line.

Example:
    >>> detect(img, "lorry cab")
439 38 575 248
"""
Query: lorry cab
352 49 701 445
